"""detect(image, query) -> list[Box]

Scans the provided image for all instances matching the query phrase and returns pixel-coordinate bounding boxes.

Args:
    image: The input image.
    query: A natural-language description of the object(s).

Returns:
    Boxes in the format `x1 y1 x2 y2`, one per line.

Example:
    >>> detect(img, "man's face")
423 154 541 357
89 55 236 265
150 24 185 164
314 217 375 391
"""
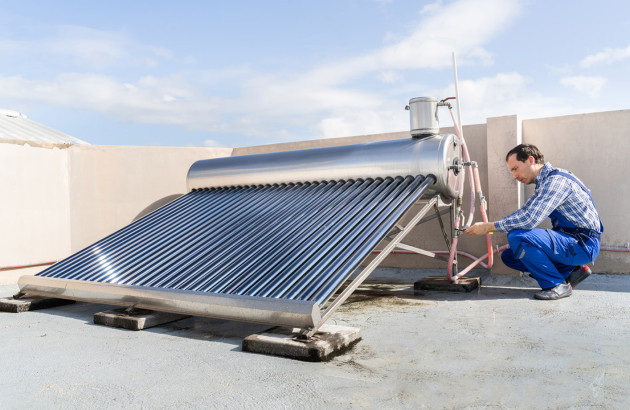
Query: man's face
506 154 537 185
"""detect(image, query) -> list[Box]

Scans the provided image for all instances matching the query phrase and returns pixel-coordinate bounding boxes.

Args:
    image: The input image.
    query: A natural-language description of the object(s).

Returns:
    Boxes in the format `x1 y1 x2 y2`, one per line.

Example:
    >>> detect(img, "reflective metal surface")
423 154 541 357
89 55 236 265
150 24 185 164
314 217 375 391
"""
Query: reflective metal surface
408 96 439 138
18 276 320 328
22 175 434 327
187 136 461 200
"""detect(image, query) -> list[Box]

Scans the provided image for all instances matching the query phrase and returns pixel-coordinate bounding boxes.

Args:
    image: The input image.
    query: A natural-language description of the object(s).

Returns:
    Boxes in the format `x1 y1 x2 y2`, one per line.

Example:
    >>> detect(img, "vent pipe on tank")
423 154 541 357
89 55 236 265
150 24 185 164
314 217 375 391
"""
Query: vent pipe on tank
406 96 439 139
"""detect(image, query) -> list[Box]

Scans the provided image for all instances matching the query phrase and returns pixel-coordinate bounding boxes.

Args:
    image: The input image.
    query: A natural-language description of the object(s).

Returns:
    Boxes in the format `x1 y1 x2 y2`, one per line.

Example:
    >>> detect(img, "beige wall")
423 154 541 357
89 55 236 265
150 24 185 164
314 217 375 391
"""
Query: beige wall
1 143 231 285
523 110 630 273
0 143 72 285
2 108 628 285
67 145 232 251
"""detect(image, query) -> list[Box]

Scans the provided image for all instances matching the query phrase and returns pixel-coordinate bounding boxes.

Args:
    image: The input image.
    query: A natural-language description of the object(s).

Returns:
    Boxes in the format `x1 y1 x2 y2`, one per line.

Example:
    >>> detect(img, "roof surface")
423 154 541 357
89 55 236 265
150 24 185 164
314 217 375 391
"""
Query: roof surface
0 109 89 146
2 269 629 408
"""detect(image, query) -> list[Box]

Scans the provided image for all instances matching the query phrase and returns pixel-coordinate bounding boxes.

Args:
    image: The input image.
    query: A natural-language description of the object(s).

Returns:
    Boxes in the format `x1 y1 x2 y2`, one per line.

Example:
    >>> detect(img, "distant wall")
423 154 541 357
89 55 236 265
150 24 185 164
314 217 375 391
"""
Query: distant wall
67 145 232 252
0 143 232 285
522 110 630 273
0 143 72 284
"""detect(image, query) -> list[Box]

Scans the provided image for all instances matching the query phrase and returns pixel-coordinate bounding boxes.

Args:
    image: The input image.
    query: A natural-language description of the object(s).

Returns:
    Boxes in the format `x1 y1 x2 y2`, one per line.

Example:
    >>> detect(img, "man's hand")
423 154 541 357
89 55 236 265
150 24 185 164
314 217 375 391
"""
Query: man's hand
464 222 496 236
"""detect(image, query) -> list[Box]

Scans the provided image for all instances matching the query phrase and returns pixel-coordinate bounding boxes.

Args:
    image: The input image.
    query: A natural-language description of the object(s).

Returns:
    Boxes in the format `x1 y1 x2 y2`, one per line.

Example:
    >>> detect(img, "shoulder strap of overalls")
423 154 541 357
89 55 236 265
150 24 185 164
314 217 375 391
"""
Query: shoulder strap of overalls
547 169 604 232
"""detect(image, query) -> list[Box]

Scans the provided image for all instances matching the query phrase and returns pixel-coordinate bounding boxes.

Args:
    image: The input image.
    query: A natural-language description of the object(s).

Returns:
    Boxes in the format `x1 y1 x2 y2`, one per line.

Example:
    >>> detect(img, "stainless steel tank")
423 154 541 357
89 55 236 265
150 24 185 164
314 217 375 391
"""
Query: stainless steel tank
187 135 462 200
408 96 439 138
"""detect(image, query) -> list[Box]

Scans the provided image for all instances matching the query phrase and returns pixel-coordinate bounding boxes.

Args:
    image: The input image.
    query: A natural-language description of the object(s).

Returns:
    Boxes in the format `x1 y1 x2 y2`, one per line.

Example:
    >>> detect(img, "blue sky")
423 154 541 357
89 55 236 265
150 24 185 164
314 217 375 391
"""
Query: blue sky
1 0 629 148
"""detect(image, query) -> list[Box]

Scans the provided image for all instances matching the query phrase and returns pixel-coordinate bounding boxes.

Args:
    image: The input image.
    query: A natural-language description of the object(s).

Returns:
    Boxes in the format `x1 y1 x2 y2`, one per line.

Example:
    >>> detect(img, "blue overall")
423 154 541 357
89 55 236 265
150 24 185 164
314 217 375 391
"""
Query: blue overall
501 170 603 289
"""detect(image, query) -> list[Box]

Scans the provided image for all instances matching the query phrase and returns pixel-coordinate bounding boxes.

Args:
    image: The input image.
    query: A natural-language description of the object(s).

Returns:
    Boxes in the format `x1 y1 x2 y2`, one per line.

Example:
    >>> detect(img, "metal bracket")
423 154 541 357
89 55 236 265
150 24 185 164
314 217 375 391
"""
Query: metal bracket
123 305 139 315
12 291 26 300
302 196 439 338
384 204 450 241
395 243 436 258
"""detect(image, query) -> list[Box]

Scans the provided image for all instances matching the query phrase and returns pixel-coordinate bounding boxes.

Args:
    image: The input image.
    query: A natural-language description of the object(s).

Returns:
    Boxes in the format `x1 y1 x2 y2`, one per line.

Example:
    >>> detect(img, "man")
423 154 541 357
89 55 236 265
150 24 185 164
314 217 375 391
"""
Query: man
465 144 603 300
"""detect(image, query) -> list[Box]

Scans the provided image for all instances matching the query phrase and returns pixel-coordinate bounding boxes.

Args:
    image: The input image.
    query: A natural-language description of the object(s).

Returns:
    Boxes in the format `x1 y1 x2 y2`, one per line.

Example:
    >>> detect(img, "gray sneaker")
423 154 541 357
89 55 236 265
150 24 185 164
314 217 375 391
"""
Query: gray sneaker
534 281 572 300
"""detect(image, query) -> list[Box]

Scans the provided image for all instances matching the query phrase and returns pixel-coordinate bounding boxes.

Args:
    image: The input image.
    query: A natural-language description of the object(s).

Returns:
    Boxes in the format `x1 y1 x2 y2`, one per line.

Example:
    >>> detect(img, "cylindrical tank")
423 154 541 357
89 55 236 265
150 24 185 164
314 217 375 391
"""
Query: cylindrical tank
187 135 462 200
408 96 439 138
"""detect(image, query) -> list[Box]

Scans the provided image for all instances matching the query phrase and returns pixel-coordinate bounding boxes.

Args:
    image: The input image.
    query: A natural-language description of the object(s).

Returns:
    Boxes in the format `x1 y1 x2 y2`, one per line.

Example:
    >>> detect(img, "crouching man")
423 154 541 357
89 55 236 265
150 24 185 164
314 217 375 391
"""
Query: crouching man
465 144 603 300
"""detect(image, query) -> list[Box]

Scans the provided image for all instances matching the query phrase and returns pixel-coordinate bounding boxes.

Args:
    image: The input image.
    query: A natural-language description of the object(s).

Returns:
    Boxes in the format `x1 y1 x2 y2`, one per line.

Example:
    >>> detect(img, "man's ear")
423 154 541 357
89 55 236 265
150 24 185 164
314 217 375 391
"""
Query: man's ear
528 156 536 165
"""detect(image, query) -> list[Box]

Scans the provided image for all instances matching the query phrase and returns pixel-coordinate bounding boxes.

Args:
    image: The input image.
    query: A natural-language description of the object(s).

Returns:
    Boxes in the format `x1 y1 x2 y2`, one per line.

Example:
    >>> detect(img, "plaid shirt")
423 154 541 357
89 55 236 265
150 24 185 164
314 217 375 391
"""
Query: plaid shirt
494 163 601 232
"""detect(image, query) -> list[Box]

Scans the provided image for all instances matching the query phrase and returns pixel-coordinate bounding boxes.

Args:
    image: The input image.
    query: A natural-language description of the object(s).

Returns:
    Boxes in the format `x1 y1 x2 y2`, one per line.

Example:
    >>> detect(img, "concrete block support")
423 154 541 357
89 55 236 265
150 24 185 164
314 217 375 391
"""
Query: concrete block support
414 276 481 293
0 295 75 313
486 115 522 274
93 308 190 331
242 324 361 362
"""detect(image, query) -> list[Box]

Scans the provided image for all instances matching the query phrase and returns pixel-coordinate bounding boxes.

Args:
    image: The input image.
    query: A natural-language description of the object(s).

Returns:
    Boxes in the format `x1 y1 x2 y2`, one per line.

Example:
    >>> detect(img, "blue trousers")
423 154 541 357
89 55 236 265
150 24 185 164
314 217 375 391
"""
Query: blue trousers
501 229 598 289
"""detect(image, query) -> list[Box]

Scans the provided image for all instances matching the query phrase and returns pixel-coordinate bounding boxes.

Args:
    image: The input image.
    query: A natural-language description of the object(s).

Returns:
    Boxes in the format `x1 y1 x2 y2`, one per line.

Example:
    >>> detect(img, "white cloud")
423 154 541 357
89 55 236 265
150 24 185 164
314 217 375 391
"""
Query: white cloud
0 0 524 141
0 25 172 69
560 76 606 98
0 73 226 129
202 139 227 148
430 72 570 125
421 1 444 15
378 71 403 84
580 45 630 68
226 0 522 137
317 108 408 139
380 0 519 69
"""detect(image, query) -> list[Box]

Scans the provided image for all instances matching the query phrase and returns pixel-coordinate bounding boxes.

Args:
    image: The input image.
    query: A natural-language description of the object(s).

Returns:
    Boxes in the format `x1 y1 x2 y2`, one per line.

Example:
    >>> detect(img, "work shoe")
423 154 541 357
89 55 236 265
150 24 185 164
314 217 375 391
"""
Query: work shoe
568 264 591 288
534 281 572 300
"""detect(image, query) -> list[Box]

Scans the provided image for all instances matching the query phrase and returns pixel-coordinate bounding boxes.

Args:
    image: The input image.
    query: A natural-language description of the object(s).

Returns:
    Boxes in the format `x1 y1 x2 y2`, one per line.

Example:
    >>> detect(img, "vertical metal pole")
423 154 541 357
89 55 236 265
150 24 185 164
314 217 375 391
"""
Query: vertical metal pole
452 52 464 141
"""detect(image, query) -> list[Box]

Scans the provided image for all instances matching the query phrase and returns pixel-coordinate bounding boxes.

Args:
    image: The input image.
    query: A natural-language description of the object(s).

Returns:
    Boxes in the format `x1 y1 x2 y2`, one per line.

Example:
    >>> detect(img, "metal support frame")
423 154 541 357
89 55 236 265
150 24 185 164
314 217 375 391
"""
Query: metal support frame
302 196 439 337
377 201 453 263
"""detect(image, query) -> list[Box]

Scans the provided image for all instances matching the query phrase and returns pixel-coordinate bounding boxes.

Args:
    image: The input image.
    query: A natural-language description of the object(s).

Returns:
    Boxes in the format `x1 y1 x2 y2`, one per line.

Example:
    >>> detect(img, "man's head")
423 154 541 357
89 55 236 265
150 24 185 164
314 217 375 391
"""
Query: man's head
505 144 545 184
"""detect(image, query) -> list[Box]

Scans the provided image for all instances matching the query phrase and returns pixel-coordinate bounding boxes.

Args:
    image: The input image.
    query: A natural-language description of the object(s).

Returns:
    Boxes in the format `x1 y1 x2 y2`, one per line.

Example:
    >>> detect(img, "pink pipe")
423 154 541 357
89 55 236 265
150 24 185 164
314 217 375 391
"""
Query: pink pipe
373 249 490 269
372 245 627 281
446 104 495 281
460 141 494 269
0 261 57 271
451 244 509 280
601 246 630 253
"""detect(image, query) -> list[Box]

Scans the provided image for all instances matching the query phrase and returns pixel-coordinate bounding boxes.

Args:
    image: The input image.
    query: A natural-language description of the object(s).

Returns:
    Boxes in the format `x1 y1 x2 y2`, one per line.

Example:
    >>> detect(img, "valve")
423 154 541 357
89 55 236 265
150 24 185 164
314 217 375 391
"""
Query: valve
448 157 462 175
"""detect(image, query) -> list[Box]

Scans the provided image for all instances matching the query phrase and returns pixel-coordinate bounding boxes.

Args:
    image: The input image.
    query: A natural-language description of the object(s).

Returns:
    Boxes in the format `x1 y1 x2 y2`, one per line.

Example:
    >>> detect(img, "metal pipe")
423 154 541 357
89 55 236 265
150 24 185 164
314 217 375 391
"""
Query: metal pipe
202 181 351 293
234 179 379 297
41 189 226 280
452 52 464 141
0 261 57 271
18 276 320 328
200 181 345 293
137 184 304 289
80 185 267 284
601 246 630 253
273 177 403 300
172 182 325 291
310 175 436 304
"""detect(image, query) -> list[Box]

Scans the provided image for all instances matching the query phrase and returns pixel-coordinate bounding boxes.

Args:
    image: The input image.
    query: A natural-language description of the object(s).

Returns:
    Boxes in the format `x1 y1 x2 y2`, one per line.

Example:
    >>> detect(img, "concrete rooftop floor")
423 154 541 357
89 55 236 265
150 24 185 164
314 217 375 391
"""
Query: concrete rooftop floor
2 268 629 409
